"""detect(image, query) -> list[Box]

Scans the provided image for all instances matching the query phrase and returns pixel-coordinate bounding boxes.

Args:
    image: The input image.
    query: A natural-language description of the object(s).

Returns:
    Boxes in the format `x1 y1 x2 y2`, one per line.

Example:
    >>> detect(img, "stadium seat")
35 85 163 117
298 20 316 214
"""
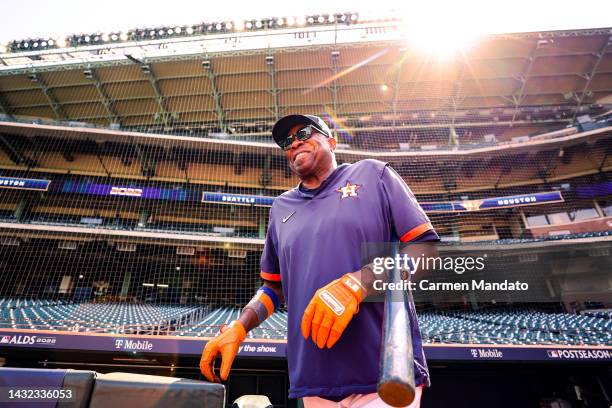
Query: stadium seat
0 368 225 408
2 300 610 346
89 372 225 408
0 367 95 408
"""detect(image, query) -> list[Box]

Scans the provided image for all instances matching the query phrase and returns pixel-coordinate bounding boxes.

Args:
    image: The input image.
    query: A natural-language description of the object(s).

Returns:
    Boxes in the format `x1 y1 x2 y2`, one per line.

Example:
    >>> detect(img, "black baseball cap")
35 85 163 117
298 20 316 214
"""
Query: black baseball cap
272 114 333 147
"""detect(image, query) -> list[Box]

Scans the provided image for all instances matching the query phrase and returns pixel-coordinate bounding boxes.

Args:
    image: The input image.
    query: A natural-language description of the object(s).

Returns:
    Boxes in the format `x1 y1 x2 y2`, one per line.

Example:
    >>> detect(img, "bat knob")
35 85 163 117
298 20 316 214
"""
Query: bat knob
378 380 415 407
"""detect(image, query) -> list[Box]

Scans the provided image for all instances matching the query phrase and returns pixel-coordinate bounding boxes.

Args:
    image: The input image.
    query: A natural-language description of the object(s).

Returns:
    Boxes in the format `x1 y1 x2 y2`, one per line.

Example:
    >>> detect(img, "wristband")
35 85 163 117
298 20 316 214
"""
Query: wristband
242 286 280 324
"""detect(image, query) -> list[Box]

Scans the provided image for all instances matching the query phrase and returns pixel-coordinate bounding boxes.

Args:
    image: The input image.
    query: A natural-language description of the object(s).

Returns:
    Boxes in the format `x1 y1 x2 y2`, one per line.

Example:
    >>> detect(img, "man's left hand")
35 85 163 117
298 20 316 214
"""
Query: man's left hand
301 273 366 348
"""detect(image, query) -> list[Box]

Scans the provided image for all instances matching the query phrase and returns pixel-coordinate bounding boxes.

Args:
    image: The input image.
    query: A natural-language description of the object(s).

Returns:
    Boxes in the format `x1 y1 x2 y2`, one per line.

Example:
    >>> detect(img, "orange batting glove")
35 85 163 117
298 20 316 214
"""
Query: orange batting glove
301 273 366 349
200 320 247 382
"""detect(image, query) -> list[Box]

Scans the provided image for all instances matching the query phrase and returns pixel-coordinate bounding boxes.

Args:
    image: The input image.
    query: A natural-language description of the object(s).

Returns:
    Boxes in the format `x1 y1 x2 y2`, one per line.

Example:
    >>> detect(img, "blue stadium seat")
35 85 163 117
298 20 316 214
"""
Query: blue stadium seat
1 300 609 345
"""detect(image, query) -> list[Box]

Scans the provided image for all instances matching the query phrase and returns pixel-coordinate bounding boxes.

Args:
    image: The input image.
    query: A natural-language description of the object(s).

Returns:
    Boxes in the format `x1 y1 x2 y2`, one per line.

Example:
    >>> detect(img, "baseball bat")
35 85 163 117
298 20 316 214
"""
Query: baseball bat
377 241 415 407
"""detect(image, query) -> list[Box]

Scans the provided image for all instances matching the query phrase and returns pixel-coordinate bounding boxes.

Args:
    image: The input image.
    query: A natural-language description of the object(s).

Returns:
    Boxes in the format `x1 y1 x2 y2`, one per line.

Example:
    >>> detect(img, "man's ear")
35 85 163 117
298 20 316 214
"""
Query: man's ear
328 137 337 151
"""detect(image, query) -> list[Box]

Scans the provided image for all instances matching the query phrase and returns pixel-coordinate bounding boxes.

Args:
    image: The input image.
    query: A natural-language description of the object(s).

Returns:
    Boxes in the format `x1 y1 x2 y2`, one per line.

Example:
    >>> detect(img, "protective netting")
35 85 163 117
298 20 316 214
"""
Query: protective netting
0 25 611 346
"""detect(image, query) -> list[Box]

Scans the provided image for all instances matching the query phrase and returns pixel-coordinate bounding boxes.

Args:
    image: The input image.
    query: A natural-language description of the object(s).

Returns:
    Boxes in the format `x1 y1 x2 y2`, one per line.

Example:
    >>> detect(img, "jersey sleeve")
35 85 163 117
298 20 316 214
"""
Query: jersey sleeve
380 164 439 243
260 209 281 282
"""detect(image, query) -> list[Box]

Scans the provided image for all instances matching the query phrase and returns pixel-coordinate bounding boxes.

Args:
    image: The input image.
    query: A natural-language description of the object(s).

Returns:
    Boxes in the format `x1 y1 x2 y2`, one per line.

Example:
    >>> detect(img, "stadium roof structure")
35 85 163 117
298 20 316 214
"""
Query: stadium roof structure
0 20 610 134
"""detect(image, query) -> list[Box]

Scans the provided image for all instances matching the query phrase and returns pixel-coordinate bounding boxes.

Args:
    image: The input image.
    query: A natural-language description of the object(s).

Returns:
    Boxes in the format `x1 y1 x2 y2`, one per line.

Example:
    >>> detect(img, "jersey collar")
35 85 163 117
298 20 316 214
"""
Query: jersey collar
295 163 349 199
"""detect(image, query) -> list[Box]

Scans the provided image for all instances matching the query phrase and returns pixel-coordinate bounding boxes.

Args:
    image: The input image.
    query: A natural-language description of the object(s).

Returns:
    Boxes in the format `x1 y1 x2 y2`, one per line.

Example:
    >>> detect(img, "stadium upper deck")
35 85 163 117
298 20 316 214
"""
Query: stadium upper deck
0 115 610 245
0 19 610 133
0 116 610 192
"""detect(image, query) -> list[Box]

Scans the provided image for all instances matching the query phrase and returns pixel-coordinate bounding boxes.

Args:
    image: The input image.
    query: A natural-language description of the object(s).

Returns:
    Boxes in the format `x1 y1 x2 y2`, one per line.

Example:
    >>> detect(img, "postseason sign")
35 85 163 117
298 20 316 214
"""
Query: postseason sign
422 191 564 213
0 177 50 191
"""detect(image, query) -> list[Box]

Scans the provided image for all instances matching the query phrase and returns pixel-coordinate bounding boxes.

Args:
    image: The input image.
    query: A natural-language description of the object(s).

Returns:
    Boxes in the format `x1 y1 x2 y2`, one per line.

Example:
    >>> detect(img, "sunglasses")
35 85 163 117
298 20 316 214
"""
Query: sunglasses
279 125 318 151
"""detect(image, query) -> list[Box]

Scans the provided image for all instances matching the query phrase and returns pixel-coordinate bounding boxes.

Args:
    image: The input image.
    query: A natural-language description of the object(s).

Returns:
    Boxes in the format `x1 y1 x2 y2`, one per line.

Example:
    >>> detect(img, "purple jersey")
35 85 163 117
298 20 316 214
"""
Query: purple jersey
260 159 438 399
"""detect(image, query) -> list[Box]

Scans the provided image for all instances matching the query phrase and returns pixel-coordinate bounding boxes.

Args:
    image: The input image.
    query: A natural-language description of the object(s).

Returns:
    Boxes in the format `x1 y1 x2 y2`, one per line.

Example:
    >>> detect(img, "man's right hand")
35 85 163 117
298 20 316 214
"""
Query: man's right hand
200 320 247 382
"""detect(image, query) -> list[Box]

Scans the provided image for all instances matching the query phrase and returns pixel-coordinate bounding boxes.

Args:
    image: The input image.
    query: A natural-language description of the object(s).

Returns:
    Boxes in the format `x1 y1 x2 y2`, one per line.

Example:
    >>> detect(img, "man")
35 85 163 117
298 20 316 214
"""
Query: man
200 115 438 407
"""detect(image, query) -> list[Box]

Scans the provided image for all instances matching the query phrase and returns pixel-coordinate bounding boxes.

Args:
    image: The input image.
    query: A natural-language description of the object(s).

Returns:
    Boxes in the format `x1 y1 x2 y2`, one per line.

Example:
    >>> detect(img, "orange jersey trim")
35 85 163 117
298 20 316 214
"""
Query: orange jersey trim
260 271 281 282
400 222 433 242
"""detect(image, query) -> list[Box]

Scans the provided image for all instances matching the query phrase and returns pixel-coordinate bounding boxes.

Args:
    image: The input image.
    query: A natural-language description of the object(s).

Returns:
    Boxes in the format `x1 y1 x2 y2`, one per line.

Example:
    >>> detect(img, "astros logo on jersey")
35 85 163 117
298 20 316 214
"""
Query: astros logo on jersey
337 181 360 199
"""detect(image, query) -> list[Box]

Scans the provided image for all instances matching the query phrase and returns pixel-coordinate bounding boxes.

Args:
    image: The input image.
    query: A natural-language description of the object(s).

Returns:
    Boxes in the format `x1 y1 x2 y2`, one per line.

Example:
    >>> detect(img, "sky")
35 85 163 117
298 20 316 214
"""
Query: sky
0 0 611 44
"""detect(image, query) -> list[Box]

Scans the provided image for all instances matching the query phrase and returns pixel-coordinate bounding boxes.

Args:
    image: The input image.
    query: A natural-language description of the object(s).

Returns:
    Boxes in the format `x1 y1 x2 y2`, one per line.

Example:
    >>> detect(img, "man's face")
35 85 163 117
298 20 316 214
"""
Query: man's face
285 124 336 178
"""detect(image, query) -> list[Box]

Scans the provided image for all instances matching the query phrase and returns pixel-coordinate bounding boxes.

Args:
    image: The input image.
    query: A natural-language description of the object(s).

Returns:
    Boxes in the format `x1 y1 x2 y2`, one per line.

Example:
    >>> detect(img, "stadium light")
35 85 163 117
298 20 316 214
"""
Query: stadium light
380 84 389 92
4 10 365 54
9 36 60 52
403 23 480 57
400 5 485 57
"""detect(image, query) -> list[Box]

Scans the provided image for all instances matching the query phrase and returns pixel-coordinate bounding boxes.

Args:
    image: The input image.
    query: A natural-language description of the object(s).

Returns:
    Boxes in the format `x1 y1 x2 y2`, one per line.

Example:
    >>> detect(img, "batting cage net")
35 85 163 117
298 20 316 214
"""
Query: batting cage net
0 16 610 346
